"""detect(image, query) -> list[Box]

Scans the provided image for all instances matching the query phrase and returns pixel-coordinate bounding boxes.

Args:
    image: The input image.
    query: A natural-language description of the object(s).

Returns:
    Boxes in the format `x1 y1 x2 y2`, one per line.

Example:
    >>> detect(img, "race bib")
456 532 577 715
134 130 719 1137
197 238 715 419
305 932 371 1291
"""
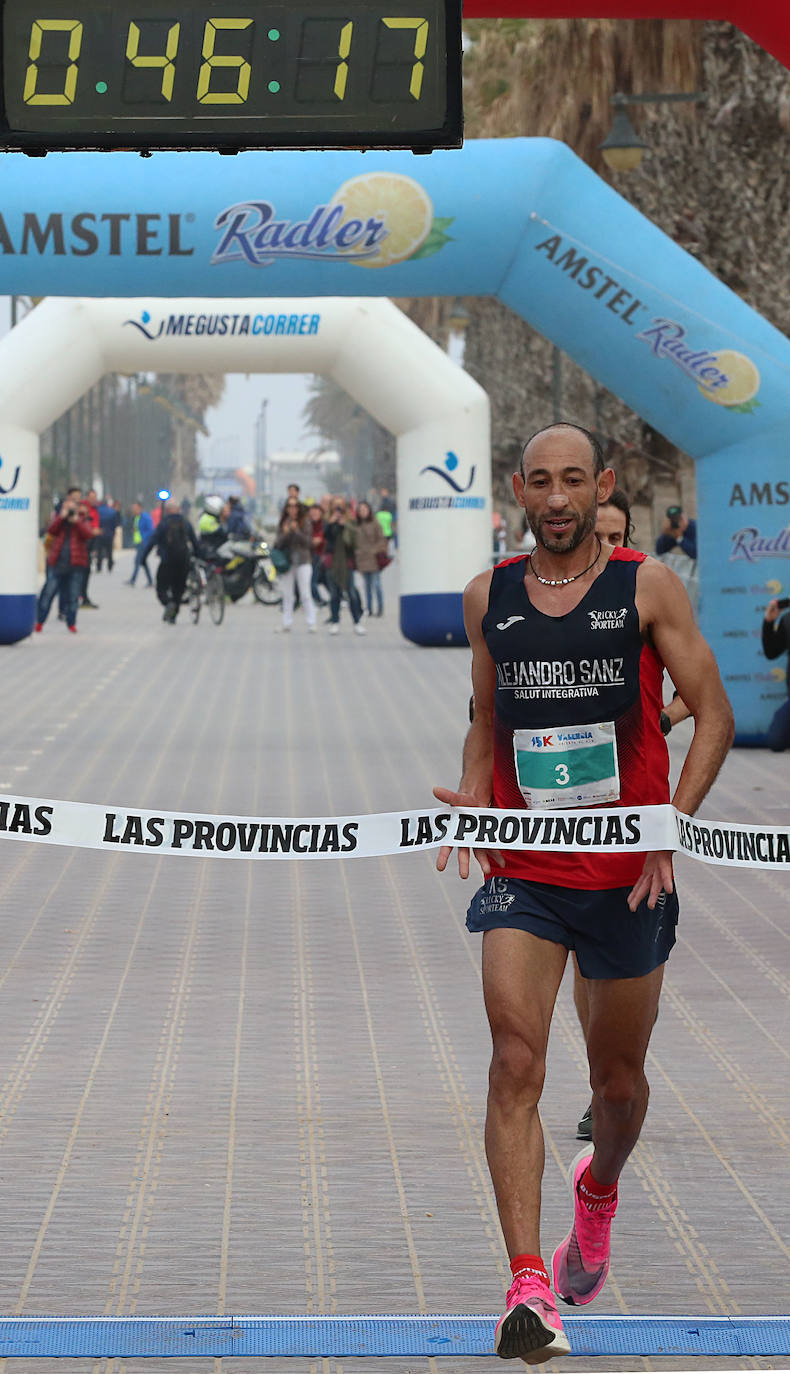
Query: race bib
513 721 620 809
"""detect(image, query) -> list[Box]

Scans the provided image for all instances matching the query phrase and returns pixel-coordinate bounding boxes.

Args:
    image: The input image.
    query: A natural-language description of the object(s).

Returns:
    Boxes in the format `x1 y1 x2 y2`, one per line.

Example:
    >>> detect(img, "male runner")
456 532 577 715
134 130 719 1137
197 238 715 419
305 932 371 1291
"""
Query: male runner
435 423 733 1364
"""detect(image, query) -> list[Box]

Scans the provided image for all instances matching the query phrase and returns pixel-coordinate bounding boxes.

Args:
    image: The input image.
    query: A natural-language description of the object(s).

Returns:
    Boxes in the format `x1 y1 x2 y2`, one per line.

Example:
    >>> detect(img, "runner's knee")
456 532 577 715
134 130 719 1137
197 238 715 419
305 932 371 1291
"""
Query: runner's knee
489 1029 546 1105
590 1058 648 1112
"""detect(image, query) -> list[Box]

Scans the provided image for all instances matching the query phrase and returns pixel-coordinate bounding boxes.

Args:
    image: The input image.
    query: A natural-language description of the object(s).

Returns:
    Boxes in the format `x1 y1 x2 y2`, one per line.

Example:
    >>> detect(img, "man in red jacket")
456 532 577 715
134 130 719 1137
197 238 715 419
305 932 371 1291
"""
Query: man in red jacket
35 491 95 634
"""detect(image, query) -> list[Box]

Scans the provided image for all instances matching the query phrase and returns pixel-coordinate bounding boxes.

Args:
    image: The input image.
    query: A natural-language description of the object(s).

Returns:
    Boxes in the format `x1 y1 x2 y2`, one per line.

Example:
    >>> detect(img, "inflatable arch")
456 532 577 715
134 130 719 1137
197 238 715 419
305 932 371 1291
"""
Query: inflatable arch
1 136 789 741
0 296 490 650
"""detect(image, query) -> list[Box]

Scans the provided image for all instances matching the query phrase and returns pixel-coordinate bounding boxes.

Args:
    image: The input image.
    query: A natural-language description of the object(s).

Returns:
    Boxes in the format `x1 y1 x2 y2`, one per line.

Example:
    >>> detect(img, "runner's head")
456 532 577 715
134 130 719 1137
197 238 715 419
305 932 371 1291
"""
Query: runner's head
515 423 615 556
596 487 632 548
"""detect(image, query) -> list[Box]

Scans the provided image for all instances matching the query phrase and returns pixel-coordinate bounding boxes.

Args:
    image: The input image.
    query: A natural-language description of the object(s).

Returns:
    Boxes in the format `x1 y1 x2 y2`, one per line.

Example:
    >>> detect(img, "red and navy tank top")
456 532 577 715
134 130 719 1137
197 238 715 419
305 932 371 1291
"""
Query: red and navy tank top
483 547 669 889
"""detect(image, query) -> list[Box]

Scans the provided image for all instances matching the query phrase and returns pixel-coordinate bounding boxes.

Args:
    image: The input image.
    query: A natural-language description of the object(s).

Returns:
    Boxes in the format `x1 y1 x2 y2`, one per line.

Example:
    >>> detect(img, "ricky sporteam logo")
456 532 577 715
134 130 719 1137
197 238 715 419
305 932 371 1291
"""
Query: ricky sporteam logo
588 607 627 630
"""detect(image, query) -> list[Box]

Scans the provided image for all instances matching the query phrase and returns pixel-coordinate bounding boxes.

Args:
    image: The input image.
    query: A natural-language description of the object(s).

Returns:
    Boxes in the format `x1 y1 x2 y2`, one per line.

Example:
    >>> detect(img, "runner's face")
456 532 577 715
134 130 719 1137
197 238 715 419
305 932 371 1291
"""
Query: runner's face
596 504 628 547
515 432 602 556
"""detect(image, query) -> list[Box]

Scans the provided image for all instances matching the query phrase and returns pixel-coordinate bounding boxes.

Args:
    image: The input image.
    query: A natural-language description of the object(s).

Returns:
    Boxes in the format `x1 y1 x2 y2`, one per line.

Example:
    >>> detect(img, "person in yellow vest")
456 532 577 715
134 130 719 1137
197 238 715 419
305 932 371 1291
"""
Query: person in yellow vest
127 501 154 587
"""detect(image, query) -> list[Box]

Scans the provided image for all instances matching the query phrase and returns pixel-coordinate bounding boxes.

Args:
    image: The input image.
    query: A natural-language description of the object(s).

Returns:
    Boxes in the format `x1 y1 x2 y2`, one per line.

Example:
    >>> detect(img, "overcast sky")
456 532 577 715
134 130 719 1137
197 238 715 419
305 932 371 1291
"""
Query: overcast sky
197 371 316 473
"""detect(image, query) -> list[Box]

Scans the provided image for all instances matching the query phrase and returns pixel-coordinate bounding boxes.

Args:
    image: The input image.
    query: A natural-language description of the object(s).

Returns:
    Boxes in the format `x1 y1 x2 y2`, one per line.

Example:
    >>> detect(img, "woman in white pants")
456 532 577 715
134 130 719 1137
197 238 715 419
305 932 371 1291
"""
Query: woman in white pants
275 498 316 632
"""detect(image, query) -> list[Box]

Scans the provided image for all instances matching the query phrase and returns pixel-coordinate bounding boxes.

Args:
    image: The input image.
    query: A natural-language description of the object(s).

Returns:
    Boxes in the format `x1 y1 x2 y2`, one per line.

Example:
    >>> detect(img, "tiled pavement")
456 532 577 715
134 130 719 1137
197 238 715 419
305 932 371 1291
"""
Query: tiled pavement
0 551 788 1374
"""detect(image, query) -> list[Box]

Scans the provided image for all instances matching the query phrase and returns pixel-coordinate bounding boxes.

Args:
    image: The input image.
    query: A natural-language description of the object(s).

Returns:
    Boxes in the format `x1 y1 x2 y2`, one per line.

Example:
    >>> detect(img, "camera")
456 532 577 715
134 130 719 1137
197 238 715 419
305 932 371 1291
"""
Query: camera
666 504 682 531
776 597 790 611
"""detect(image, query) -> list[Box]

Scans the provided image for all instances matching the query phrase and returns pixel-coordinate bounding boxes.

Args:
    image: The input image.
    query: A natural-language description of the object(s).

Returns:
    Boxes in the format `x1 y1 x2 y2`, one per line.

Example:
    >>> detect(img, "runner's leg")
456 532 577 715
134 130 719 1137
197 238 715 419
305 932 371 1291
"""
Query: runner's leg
482 927 568 1256
584 964 664 1183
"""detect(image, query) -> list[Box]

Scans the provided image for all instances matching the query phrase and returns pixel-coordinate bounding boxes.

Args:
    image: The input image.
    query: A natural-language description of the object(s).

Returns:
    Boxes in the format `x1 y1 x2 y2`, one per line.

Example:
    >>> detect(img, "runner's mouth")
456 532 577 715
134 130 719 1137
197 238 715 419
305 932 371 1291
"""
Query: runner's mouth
543 517 575 535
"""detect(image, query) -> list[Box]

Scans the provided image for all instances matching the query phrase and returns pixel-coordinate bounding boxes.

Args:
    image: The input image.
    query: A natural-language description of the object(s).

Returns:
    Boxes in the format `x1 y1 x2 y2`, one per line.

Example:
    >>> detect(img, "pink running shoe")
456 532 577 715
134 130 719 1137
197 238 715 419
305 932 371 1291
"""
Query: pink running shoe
494 1271 571 1364
552 1147 618 1306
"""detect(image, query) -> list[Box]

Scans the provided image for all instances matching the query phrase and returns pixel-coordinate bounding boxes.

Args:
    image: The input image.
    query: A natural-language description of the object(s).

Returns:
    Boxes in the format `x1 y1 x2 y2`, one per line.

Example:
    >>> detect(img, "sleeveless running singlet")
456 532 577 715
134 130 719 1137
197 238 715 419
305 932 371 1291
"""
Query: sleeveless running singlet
483 546 669 889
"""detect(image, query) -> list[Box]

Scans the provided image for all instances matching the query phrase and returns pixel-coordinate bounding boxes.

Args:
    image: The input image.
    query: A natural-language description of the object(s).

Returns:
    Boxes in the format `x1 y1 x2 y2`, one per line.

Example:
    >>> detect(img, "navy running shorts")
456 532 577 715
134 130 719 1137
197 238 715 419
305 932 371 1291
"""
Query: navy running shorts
466 875 678 980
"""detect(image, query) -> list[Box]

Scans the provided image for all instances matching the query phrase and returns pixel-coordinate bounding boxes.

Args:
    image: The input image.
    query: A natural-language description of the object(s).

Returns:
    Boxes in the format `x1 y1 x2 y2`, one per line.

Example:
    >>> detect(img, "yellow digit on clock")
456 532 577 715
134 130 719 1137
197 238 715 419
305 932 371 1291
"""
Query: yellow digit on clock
383 18 429 99
24 19 83 106
197 19 253 104
126 21 181 102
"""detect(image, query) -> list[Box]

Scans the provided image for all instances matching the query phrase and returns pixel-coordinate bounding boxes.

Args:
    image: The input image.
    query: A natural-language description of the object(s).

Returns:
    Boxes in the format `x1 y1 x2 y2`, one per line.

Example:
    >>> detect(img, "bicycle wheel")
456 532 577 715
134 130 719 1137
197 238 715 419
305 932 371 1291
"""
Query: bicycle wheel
188 570 201 624
252 561 282 606
207 570 225 625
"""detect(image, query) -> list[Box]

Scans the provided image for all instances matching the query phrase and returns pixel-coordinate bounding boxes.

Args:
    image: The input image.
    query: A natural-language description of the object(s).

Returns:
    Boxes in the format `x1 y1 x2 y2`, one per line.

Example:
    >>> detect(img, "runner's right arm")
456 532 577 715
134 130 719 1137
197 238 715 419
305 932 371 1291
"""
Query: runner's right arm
434 570 504 879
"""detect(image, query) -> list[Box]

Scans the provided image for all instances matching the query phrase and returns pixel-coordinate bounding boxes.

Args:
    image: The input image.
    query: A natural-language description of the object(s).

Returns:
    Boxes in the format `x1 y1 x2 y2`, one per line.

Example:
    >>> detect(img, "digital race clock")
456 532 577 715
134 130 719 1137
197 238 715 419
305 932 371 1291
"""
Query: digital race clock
0 0 462 151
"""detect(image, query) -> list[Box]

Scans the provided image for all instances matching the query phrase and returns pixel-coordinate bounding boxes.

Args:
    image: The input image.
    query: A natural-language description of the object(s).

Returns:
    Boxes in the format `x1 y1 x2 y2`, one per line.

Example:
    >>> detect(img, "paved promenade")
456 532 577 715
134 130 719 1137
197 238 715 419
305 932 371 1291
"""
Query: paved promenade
0 551 788 1373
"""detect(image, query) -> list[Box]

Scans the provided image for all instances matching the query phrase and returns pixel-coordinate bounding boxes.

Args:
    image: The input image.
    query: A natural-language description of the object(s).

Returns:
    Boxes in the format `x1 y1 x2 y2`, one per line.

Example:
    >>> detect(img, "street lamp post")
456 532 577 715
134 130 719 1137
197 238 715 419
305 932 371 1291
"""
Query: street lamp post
600 91 706 172
254 397 268 521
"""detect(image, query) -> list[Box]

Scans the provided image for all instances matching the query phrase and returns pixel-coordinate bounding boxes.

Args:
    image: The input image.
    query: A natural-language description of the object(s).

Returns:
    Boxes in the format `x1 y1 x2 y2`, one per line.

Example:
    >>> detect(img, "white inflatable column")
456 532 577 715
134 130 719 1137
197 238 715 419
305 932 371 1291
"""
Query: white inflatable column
328 299 491 646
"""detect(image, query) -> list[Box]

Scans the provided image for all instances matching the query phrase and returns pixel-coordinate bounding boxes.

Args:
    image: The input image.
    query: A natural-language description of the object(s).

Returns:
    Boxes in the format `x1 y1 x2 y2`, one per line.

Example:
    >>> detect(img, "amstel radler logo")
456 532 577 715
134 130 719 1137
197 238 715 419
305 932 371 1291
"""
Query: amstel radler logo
636 318 762 415
211 173 454 270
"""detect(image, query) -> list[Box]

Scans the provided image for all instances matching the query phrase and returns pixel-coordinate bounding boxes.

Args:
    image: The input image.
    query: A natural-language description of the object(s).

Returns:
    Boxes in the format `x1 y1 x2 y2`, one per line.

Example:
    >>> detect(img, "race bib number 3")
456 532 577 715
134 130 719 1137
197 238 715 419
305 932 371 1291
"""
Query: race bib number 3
513 721 620 809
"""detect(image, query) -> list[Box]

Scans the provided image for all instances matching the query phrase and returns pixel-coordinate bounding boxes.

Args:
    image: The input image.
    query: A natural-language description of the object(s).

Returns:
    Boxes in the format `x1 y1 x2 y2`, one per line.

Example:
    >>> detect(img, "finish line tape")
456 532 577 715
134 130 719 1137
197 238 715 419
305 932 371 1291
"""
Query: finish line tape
1 795 789 869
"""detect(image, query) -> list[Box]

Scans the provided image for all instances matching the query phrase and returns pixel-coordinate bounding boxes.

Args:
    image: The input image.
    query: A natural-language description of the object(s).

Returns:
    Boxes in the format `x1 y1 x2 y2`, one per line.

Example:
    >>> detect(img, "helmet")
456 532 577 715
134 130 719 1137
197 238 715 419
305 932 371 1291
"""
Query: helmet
203 495 224 517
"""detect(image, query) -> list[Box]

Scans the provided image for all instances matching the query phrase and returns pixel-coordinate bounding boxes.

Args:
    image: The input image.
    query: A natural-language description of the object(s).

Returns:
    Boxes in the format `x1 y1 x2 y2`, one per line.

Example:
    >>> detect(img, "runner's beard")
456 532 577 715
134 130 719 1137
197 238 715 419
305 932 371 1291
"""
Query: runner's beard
530 503 597 555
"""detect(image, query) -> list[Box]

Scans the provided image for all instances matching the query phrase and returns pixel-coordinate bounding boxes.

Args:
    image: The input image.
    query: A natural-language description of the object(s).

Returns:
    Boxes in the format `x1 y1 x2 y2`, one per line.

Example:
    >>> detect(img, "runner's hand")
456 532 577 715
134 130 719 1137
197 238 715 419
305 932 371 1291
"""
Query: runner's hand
765 598 780 624
432 786 505 880
627 850 674 911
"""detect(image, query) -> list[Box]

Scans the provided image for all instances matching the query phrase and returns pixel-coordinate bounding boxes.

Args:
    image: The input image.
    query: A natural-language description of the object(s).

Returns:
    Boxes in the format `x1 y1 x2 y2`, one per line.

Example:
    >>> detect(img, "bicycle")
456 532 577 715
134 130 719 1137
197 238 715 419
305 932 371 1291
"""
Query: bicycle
185 558 225 626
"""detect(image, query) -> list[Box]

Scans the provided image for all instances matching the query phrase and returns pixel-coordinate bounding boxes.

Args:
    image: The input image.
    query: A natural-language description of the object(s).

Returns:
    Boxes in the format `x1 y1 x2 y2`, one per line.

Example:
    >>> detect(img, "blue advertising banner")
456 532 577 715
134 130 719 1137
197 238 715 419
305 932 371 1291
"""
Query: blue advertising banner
1 137 788 739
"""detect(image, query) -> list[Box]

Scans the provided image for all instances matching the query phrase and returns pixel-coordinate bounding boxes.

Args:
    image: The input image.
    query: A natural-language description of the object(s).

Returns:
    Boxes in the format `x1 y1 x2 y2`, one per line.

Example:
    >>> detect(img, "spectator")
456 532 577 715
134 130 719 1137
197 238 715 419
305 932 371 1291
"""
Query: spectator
35 495 94 634
127 501 154 587
307 503 330 607
324 498 365 635
762 597 790 751
378 487 397 548
355 499 388 617
95 496 121 572
656 504 697 559
275 498 316 634
80 488 102 608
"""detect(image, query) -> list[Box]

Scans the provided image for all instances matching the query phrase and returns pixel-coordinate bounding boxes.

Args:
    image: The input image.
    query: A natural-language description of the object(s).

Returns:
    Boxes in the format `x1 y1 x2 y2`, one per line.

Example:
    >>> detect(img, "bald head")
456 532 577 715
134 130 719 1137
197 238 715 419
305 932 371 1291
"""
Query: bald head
520 423 604 479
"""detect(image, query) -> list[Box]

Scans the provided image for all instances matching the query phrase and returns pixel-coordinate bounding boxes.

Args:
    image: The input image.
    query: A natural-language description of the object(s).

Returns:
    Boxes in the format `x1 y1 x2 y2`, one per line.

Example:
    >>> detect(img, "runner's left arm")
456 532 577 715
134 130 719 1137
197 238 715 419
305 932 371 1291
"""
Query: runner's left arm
629 558 734 910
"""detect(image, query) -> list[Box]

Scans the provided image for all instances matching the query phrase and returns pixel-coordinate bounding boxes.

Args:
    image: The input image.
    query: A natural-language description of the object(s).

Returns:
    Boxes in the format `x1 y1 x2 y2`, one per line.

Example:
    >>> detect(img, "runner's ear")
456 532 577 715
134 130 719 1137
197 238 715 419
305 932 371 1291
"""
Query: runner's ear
597 467 616 503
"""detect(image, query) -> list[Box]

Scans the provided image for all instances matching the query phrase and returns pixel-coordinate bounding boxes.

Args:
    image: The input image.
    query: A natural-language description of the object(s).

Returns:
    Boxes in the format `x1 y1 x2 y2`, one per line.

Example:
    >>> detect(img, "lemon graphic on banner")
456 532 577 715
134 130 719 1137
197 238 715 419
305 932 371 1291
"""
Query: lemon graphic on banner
328 172 452 269
698 349 761 413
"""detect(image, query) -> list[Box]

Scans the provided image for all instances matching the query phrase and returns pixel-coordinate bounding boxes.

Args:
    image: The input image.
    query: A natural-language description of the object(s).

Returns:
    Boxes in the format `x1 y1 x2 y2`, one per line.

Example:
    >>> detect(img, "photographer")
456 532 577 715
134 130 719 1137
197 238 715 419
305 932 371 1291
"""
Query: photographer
762 596 790 751
656 503 697 560
35 493 95 635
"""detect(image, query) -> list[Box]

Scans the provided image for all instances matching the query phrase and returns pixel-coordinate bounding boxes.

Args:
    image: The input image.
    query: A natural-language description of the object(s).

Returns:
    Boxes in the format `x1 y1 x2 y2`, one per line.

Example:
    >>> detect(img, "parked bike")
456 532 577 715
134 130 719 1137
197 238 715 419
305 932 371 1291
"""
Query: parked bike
185 557 225 626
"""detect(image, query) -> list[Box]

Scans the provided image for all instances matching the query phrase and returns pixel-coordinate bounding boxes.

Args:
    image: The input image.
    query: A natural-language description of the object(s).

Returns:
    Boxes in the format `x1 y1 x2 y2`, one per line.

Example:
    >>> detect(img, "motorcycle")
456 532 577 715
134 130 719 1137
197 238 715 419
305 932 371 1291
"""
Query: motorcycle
210 536 282 605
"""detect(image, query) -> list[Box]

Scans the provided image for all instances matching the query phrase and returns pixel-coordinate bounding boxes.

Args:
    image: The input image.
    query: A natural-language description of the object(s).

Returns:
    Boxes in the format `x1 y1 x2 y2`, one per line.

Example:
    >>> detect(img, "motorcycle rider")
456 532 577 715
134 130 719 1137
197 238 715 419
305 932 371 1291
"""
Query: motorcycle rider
197 495 227 559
